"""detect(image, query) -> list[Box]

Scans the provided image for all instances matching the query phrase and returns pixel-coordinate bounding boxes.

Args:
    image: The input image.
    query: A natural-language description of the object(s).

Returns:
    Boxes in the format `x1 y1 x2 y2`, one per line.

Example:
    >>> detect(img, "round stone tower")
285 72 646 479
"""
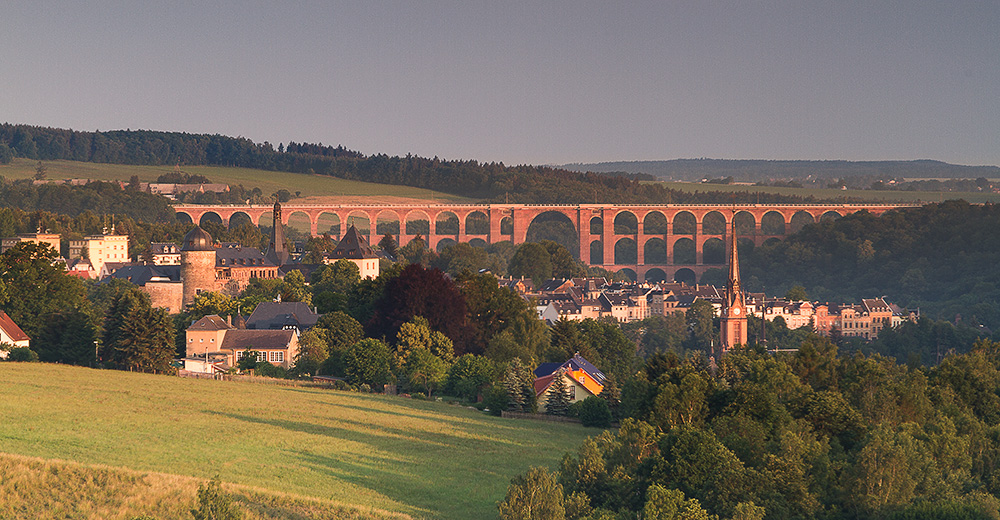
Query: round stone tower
180 226 216 307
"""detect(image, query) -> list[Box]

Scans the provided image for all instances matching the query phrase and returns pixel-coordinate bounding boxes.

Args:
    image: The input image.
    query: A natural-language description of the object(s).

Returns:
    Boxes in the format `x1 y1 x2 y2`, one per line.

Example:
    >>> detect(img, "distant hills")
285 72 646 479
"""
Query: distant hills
562 159 1000 182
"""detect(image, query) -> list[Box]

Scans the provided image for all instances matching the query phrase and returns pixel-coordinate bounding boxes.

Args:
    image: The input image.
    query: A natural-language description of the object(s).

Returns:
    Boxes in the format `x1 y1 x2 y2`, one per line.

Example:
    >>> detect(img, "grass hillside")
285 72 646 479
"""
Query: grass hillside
0 363 595 519
0 452 406 520
0 158 470 202
653 180 1000 203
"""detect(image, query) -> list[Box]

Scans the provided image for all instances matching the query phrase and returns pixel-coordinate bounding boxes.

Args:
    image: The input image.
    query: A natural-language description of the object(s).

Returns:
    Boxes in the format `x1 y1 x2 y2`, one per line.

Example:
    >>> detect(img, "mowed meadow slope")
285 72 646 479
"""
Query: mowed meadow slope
0 158 471 203
0 363 594 519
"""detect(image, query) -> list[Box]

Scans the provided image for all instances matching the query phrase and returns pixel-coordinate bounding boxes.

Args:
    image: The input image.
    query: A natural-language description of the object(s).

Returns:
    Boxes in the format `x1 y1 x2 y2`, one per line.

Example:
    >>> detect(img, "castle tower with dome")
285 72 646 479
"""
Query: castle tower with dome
180 226 217 306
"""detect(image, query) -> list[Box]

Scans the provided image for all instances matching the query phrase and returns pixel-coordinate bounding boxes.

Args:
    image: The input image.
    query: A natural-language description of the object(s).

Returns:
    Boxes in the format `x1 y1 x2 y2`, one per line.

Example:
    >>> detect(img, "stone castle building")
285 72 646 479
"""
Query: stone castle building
111 201 288 312
179 202 287 306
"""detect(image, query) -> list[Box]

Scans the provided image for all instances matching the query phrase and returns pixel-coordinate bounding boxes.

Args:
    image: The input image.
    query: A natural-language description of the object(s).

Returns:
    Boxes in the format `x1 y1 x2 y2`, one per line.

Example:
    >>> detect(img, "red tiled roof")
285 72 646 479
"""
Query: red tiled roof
188 315 233 331
533 373 556 397
0 311 30 342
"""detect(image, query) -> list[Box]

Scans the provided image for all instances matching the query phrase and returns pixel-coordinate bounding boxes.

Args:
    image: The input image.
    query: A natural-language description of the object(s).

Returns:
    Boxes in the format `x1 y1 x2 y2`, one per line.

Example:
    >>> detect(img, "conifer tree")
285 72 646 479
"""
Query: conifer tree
601 375 622 420
103 287 175 373
545 368 572 416
504 358 527 412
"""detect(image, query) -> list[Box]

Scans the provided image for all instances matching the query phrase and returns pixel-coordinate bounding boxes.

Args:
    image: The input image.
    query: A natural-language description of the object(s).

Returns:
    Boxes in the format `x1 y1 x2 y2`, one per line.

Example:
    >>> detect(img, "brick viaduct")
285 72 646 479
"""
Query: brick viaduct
174 203 919 282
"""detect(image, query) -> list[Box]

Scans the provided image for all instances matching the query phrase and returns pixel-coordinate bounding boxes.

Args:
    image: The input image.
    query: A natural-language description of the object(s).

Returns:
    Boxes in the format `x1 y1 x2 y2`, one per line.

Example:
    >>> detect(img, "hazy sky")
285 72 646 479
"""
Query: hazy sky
2 1 998 166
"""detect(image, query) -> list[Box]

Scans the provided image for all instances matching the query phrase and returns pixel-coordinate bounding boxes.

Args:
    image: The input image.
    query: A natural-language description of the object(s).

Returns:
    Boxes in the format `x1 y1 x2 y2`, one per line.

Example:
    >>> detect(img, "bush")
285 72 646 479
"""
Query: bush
498 467 565 520
236 350 261 372
578 396 613 428
6 347 39 362
411 392 427 400
191 476 242 520
254 362 287 379
329 380 353 391
566 401 583 418
483 383 510 417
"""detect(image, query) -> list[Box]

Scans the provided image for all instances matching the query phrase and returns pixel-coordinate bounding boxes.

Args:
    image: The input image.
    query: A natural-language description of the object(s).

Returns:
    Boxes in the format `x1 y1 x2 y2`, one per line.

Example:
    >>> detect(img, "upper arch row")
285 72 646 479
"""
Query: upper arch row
180 207 845 236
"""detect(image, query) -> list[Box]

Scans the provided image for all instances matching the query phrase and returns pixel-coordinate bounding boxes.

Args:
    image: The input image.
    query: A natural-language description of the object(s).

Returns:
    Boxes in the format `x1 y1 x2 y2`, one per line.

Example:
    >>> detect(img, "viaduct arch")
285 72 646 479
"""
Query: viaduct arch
174 202 917 281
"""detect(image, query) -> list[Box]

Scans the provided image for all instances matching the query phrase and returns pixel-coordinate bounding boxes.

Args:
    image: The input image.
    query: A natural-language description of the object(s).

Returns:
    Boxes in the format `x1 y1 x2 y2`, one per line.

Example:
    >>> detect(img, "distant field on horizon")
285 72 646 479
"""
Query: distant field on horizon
0 363 594 519
5 157 990 206
652 180 1000 204
0 158 471 203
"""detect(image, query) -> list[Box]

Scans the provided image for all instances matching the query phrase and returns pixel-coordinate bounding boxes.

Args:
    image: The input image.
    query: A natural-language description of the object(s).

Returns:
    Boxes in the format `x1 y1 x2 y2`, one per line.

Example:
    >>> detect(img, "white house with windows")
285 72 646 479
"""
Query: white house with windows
183 315 299 373
0 311 30 359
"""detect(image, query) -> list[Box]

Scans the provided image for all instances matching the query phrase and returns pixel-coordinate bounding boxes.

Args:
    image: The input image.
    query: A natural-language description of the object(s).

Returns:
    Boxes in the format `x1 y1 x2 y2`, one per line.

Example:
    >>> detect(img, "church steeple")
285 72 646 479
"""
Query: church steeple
720 213 747 354
265 200 289 266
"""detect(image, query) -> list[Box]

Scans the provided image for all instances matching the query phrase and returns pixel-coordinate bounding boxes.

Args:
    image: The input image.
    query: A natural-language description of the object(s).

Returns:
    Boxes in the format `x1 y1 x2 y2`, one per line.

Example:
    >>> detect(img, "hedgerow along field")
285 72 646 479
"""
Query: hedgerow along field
0 158 471 202
0 363 595 519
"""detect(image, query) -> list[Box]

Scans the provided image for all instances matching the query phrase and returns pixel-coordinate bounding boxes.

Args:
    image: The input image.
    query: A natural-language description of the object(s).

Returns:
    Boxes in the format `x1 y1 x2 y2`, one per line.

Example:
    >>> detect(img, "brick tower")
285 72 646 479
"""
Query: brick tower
719 214 747 354
265 201 289 266
181 225 216 306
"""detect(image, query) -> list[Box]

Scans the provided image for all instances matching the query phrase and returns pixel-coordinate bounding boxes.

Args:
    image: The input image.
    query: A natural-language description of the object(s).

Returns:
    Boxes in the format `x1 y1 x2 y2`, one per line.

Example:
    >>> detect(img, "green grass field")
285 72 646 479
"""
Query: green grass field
0 158 470 202
650 180 1000 203
0 363 595 519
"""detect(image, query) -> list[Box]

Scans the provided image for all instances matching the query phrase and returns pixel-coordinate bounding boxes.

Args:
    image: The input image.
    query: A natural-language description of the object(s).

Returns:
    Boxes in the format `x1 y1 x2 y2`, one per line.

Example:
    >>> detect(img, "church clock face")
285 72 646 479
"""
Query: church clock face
733 307 741 315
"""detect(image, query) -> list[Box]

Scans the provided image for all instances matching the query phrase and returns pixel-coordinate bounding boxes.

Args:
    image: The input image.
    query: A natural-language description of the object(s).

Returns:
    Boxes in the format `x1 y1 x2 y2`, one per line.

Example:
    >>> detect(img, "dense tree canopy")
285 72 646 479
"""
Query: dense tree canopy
0 241 89 339
369 264 470 354
507 339 1000 520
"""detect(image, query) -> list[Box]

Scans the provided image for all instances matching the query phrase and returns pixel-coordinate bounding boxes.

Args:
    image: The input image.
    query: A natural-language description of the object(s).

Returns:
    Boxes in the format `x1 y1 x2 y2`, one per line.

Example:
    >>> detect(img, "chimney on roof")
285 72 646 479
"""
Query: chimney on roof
227 315 232 327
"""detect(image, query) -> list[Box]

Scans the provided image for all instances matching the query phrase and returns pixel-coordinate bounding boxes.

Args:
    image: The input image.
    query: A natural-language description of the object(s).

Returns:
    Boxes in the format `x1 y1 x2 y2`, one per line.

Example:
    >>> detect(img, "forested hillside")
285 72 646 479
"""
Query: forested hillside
501 340 1000 520
0 124 851 204
742 200 1000 330
564 158 1000 183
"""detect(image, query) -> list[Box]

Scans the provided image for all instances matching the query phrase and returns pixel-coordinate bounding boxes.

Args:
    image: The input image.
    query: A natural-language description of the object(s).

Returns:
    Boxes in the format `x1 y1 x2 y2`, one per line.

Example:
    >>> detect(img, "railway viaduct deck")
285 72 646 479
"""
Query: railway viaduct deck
174 202 920 282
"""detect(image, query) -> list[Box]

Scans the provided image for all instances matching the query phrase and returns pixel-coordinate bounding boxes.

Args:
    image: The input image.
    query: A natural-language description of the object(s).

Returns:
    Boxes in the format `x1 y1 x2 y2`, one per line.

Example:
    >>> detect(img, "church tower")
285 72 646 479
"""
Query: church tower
265 201 289 266
720 213 747 354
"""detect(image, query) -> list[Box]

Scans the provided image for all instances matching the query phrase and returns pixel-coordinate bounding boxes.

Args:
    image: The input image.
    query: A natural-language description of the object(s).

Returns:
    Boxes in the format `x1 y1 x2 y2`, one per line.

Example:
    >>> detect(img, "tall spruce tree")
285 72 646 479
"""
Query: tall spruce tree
600 375 622 420
103 287 176 373
504 358 528 412
545 368 572 416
